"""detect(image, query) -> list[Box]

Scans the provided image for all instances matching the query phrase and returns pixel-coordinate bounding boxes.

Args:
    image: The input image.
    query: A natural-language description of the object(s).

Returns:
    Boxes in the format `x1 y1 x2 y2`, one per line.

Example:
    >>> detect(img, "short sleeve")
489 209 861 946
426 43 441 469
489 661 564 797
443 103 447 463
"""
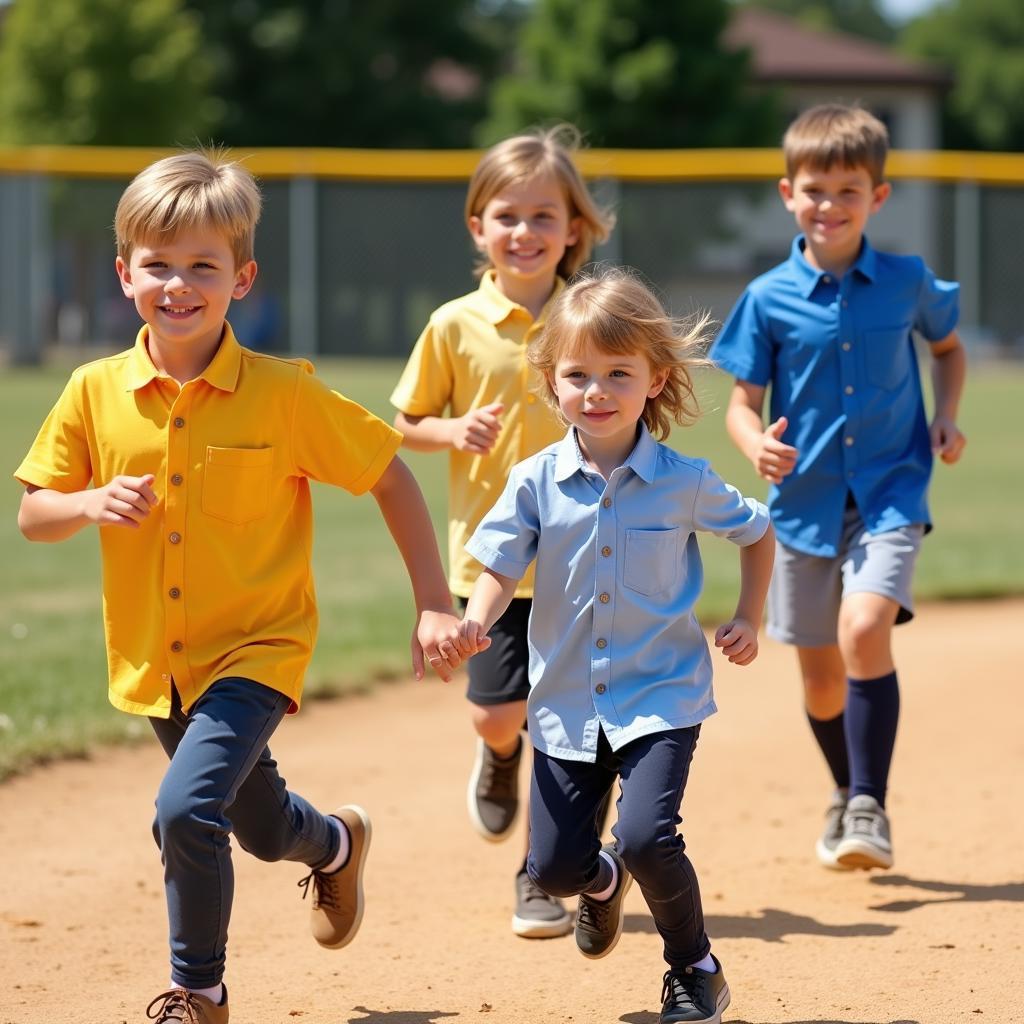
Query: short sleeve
290 365 402 495
13 372 93 492
692 464 771 546
710 288 774 386
914 265 960 342
464 467 540 581
389 317 455 417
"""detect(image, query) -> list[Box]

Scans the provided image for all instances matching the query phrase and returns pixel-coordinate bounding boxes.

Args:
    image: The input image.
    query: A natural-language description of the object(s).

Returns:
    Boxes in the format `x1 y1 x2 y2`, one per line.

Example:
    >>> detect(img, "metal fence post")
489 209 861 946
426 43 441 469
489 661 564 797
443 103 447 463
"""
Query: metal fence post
1 175 48 365
288 175 318 357
953 180 981 340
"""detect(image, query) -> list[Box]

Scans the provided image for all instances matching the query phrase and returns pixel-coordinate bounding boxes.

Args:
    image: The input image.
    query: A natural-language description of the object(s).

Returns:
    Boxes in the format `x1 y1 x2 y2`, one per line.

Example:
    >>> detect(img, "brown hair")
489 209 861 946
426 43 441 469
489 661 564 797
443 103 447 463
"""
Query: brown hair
528 266 711 441
115 149 261 267
465 125 615 279
783 104 889 186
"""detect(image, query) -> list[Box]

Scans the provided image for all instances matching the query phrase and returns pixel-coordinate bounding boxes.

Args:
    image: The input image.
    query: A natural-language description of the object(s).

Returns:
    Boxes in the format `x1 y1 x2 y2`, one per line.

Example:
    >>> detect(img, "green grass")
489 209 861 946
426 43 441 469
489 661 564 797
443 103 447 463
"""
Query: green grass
1 357 1021 779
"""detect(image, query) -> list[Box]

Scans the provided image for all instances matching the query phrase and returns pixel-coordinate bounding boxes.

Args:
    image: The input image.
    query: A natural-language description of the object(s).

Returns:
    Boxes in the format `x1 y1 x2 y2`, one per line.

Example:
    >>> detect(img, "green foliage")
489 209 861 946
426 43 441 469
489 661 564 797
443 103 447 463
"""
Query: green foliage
480 0 781 147
742 0 895 43
903 0 1024 151
182 0 503 147
0 0 216 145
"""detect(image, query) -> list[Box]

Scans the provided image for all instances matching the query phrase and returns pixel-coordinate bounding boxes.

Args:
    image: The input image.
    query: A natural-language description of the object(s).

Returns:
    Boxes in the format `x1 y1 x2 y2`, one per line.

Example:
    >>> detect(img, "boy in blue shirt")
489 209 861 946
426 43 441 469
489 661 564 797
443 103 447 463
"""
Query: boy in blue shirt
712 104 967 871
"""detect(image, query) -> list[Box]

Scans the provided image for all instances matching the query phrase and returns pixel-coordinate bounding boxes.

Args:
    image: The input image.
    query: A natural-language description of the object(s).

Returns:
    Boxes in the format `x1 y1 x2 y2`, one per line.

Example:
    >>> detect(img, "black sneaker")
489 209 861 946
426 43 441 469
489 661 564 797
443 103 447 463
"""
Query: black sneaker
575 846 632 959
815 787 853 870
511 870 573 939
660 956 731 1023
467 736 521 842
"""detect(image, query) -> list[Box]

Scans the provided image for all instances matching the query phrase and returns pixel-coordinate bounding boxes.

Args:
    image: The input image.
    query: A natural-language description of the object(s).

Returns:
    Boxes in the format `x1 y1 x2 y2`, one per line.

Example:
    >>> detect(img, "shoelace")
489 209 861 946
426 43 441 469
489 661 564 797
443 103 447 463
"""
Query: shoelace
519 873 556 906
577 892 614 932
479 747 519 801
661 968 706 1012
297 869 340 911
146 989 204 1023
846 809 882 838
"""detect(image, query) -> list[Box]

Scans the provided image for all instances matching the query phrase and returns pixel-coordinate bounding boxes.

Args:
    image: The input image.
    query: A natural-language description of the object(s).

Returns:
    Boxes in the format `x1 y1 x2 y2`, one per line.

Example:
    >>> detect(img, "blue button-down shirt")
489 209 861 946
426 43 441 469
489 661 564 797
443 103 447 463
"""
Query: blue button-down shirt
711 235 959 557
466 426 770 762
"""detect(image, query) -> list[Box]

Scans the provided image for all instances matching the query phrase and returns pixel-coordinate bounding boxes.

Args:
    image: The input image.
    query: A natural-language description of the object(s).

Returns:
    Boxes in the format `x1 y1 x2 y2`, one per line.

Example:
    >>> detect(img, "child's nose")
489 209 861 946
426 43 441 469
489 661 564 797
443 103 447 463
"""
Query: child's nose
164 274 190 293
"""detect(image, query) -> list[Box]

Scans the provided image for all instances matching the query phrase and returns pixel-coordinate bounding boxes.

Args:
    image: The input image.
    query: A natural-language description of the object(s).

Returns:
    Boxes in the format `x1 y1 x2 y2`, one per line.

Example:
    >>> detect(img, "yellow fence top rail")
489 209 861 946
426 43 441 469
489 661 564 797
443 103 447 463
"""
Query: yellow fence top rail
2 145 1024 185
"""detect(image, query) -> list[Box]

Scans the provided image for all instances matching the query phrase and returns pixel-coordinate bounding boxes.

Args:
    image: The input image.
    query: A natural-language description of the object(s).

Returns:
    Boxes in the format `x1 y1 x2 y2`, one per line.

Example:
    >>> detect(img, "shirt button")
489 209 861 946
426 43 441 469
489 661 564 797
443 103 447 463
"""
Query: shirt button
170 473 183 486
596 638 607 649
599 592 610 604
822 275 831 284
842 300 849 308
601 545 612 557
173 416 185 428
169 532 182 544
845 436 855 446
170 640 183 653
845 385 854 395
161 673 170 682
595 683 607 695
842 342 852 351
602 498 612 508
168 587 181 599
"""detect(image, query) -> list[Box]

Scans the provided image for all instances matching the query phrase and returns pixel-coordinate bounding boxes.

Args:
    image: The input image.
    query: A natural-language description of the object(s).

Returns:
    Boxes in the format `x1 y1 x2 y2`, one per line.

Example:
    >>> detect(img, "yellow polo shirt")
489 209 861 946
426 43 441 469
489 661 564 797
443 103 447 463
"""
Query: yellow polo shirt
15 324 402 718
390 271 565 599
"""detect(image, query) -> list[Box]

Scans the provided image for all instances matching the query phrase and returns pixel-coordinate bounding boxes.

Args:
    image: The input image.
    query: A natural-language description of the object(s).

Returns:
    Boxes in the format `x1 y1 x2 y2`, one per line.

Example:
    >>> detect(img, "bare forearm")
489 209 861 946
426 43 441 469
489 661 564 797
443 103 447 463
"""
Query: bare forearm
464 569 517 635
371 456 453 612
18 487 91 542
725 402 766 464
394 413 454 452
734 525 775 625
931 341 967 421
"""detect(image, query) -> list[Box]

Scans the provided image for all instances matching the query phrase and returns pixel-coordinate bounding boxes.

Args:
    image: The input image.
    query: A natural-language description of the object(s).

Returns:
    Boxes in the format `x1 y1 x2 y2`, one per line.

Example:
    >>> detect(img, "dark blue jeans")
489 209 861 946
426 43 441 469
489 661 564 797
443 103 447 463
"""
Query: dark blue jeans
149 678 339 988
528 726 710 968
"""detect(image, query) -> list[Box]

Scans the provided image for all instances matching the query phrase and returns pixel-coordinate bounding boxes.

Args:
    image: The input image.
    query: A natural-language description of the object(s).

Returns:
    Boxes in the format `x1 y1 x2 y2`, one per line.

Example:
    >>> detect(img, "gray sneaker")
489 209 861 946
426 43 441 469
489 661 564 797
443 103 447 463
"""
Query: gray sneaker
660 957 731 1023
575 846 633 959
467 736 521 842
815 787 853 870
835 793 894 870
511 870 573 938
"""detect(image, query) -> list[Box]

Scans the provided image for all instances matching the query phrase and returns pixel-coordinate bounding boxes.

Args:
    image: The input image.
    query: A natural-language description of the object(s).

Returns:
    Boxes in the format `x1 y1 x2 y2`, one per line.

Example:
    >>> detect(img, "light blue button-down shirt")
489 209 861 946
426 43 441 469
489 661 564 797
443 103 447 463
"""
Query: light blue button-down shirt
711 235 959 557
466 425 770 763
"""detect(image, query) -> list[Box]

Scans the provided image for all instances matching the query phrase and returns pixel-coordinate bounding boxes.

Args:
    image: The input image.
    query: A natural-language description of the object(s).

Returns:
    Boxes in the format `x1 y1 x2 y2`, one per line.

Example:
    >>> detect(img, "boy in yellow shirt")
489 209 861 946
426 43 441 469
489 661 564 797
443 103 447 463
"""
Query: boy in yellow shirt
15 151 461 1024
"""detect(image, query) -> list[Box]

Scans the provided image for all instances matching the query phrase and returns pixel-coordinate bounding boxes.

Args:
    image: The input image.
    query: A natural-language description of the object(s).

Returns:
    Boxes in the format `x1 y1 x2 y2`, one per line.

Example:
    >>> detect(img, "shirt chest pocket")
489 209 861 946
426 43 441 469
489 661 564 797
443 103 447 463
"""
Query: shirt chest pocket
863 325 912 391
623 528 680 597
202 446 275 525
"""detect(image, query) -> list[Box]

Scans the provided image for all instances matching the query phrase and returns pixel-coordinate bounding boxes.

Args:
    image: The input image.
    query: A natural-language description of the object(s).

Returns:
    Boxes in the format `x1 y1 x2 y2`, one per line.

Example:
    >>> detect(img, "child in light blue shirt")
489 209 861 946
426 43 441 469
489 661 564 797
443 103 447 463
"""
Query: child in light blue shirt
456 267 774 1024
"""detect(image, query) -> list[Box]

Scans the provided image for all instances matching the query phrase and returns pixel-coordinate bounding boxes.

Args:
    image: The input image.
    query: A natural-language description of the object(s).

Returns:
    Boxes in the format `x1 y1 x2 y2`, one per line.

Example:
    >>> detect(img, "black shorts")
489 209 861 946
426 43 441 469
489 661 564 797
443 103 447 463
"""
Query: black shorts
458 596 531 706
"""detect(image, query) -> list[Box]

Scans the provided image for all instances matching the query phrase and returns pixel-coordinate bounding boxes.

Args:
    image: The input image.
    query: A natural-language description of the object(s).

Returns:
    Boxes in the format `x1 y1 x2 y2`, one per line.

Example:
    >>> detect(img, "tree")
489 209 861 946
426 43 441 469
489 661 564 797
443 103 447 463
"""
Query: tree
183 0 504 147
742 0 896 44
902 0 1024 151
0 0 215 145
480 0 780 147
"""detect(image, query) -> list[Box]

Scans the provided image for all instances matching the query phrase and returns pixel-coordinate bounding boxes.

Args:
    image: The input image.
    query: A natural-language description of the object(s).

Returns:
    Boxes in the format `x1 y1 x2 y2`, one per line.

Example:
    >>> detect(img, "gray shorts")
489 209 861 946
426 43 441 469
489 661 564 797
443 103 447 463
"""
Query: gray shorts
767 505 925 647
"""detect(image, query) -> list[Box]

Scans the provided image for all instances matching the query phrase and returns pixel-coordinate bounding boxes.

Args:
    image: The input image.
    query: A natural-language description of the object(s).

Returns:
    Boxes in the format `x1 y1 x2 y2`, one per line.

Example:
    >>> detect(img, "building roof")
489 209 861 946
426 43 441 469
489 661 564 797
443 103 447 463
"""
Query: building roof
725 7 949 87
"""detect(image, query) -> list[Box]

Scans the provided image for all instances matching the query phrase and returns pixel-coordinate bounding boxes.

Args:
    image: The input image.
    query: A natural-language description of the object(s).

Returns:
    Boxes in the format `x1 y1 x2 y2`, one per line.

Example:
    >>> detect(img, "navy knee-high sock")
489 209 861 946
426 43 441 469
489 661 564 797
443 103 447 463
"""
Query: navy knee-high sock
806 711 850 790
844 672 900 807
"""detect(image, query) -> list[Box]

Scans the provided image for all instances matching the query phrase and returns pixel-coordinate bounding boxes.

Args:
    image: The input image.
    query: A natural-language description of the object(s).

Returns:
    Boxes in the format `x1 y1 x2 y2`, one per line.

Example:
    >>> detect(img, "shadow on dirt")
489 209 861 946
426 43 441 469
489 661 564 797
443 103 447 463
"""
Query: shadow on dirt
624 907 897 942
868 874 1024 912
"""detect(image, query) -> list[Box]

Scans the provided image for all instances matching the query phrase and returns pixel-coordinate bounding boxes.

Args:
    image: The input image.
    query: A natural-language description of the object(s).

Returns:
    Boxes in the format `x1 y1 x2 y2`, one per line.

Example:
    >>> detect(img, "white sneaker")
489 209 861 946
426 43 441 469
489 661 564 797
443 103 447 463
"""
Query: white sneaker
835 794 893 870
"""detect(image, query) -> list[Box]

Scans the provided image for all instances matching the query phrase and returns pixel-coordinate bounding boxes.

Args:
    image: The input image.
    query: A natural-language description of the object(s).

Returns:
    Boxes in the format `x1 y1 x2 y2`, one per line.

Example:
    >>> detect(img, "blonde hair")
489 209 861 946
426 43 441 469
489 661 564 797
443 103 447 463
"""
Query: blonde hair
528 266 711 441
115 150 262 267
783 104 889 186
465 125 615 279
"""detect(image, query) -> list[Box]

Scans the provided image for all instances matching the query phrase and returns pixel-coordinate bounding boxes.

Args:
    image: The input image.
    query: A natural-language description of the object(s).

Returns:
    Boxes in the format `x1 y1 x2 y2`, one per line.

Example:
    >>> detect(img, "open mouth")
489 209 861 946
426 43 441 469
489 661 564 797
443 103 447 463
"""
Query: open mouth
158 305 202 319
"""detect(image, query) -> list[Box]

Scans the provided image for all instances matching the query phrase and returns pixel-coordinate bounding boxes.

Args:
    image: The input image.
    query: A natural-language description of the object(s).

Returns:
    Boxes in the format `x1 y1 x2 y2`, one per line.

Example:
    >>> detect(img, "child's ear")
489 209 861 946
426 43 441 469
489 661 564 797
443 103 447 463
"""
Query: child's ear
115 255 134 298
871 181 892 213
647 369 669 400
232 260 258 300
778 177 795 210
467 215 486 251
566 215 582 248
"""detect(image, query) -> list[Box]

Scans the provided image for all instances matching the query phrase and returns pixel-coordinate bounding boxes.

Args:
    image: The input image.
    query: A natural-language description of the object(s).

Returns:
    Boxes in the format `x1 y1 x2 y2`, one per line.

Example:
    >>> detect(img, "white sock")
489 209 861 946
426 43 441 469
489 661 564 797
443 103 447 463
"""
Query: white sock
178 982 223 1004
689 952 717 974
320 816 350 874
588 850 619 902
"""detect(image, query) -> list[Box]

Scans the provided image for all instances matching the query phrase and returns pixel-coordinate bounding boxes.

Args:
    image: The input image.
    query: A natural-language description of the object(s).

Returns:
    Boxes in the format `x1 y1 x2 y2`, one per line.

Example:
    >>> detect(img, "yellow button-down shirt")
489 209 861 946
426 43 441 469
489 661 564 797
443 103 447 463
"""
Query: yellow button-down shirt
390 271 566 599
15 324 402 718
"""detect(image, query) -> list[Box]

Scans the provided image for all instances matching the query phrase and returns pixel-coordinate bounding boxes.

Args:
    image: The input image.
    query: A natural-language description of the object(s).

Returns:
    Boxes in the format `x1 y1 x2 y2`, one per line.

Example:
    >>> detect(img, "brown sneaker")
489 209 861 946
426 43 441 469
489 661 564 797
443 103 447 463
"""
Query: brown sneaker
146 986 228 1023
298 805 372 949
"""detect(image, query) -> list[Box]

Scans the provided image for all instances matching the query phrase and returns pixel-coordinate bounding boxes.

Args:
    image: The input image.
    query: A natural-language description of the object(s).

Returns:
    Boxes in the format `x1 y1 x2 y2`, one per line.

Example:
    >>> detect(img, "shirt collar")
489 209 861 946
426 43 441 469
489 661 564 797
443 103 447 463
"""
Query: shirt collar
123 322 243 393
552 422 659 484
472 269 565 326
788 234 877 299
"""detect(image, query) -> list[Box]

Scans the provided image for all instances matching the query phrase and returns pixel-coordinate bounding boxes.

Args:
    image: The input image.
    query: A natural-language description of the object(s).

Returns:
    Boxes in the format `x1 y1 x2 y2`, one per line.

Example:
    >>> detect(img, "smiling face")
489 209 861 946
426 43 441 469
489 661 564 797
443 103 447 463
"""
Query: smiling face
779 163 890 274
116 227 257 368
468 173 580 296
550 338 667 469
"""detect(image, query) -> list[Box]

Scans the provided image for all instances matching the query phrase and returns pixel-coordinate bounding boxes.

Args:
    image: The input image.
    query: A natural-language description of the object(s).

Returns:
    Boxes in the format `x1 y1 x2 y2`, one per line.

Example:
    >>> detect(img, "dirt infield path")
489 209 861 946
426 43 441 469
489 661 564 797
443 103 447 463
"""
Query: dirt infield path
2 600 1021 1024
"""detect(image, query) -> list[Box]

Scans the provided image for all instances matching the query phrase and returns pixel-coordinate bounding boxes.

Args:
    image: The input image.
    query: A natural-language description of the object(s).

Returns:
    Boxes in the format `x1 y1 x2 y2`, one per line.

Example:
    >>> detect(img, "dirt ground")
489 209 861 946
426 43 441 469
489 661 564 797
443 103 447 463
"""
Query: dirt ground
2 599 1021 1024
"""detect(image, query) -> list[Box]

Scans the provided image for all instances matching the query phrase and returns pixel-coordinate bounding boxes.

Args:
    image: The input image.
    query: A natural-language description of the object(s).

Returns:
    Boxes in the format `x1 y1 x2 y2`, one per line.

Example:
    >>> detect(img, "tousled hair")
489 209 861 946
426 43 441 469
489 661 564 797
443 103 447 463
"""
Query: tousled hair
115 149 262 267
783 104 889 186
528 266 711 441
465 125 615 279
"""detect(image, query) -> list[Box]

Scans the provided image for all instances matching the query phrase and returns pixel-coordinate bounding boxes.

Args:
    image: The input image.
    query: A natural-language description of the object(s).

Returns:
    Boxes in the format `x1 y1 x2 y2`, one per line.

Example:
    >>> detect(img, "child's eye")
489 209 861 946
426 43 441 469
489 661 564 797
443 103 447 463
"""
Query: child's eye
194 262 216 269
143 261 167 269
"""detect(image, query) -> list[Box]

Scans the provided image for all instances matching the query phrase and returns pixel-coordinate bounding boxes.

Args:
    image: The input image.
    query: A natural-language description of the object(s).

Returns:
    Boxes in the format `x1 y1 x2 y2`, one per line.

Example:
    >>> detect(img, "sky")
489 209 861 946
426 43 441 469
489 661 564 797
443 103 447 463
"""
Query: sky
876 0 943 22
